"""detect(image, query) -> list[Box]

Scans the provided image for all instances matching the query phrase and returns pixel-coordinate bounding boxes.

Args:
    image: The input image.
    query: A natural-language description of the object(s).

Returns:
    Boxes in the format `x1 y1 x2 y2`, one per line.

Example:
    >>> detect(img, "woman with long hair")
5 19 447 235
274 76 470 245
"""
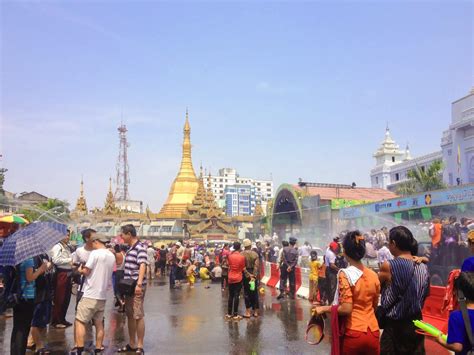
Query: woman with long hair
315 230 381 355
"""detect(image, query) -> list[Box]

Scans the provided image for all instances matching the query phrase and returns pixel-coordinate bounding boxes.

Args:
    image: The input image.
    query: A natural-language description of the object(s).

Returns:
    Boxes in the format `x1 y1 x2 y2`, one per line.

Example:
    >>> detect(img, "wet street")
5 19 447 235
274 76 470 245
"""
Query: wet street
0 278 331 354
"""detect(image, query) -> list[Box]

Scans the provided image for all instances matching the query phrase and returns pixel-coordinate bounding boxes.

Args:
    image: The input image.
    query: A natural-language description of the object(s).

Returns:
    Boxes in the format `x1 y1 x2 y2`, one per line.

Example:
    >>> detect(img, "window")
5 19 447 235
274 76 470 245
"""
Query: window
449 173 453 185
448 149 452 156
392 156 395 162
266 183 271 186
376 177 379 184
395 173 399 181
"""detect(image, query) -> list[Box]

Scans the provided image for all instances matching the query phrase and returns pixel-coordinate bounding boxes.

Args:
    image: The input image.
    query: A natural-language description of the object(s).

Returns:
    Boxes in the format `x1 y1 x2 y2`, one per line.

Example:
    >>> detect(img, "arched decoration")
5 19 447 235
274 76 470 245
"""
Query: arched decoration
271 184 303 236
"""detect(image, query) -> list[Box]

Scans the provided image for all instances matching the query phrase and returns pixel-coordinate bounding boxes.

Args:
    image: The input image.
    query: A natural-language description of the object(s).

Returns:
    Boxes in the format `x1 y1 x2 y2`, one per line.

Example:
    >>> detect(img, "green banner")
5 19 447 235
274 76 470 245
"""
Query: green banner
331 199 372 210
421 207 432 221
394 213 402 224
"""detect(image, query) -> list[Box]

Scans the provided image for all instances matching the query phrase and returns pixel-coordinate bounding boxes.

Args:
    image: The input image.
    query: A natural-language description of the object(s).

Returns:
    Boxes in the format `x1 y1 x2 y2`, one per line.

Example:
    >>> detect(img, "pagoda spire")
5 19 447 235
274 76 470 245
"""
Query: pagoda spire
73 176 88 215
103 177 117 215
159 110 199 217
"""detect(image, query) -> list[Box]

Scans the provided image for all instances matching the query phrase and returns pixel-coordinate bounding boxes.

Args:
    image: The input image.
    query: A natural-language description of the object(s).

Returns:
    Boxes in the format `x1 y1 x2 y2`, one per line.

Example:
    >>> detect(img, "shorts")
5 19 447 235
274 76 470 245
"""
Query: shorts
75 297 106 324
125 287 146 320
31 300 52 328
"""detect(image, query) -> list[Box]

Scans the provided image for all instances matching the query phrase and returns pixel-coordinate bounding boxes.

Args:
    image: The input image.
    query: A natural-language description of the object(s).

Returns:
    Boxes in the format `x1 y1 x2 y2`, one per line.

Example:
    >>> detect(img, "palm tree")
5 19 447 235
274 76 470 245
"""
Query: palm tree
396 160 446 196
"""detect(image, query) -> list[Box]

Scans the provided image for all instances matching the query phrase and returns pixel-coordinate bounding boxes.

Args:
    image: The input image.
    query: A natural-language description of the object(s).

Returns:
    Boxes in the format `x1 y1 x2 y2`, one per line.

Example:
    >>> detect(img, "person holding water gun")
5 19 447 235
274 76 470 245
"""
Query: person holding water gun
435 271 474 355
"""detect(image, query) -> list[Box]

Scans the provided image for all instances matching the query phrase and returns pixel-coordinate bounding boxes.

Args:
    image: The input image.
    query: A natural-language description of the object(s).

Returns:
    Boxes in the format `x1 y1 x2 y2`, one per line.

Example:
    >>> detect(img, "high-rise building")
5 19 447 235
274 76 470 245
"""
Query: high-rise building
203 168 273 214
224 184 256 216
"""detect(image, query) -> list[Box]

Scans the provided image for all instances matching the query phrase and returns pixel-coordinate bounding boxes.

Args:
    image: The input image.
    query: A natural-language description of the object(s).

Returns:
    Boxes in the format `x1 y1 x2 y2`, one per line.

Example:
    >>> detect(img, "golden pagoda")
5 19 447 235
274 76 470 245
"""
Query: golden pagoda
159 110 199 217
103 178 117 215
72 177 88 216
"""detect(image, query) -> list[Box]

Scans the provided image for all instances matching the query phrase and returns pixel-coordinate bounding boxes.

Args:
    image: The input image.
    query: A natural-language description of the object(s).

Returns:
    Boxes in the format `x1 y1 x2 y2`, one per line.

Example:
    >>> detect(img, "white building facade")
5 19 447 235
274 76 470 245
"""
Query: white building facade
371 88 474 191
441 89 474 186
203 168 273 215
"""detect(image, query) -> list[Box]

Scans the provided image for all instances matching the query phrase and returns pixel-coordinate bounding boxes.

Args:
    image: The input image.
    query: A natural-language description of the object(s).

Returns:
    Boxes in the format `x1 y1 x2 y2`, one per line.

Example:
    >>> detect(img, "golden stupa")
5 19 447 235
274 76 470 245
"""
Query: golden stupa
103 178 117 215
158 110 199 218
72 177 88 216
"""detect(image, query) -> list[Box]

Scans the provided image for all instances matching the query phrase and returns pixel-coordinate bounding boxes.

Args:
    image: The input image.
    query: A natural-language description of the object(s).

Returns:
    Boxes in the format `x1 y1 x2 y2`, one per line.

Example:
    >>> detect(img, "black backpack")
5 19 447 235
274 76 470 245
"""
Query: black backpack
33 255 54 303
1 265 24 309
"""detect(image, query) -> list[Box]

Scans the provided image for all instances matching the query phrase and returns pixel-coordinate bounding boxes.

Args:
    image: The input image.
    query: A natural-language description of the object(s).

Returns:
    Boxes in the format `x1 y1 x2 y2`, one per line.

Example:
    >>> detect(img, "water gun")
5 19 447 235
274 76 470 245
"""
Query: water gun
413 320 447 342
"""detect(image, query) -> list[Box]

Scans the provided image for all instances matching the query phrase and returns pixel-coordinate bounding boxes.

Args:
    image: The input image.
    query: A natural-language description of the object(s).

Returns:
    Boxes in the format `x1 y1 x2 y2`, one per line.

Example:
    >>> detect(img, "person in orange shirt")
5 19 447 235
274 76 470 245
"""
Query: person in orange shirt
315 231 381 355
429 218 443 262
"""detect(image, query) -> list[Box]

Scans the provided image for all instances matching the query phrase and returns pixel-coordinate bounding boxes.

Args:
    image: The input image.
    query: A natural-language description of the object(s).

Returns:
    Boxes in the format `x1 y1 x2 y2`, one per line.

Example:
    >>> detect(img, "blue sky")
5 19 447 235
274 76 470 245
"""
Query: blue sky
1 1 473 211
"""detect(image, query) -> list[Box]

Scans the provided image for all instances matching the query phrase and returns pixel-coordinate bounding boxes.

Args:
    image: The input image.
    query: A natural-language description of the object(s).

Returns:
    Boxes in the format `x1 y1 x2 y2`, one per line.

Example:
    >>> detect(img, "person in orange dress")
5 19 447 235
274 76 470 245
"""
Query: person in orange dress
315 231 381 355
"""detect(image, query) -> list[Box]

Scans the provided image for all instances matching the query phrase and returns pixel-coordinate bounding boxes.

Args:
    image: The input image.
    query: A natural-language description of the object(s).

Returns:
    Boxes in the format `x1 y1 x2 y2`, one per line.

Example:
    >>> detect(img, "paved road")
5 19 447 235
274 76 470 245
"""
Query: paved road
0 278 332 354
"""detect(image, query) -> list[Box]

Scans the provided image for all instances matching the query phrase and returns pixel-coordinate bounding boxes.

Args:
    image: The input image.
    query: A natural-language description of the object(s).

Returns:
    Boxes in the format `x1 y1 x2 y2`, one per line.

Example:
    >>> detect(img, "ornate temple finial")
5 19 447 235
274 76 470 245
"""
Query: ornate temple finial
184 108 190 133
200 164 203 177
73 176 88 215
80 175 84 196
104 178 117 215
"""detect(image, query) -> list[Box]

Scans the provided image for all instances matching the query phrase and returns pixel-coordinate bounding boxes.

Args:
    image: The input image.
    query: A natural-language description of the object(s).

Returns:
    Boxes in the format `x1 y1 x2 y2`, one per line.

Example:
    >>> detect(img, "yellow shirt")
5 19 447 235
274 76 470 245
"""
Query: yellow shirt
199 267 210 280
309 260 321 281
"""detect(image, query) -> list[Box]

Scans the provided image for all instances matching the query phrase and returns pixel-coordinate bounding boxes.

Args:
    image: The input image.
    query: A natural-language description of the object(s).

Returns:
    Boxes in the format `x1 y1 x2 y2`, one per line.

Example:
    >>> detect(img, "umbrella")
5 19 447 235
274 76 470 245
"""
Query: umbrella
0 215 29 224
0 222 68 266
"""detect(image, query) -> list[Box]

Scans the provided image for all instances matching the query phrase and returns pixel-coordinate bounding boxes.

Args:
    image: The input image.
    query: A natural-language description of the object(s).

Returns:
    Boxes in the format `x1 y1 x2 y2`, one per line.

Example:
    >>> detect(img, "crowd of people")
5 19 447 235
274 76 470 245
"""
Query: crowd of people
0 219 473 355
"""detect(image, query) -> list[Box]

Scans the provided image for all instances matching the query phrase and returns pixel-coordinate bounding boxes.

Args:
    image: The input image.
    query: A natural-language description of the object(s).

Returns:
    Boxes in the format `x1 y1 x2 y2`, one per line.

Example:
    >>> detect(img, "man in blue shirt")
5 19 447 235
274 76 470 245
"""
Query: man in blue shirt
11 257 48 355
436 272 474 355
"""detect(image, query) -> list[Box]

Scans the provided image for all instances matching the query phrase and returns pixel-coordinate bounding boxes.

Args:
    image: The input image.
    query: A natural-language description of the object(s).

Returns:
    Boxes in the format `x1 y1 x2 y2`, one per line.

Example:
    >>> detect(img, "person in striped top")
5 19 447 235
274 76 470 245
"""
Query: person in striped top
118 224 147 355
379 226 430 355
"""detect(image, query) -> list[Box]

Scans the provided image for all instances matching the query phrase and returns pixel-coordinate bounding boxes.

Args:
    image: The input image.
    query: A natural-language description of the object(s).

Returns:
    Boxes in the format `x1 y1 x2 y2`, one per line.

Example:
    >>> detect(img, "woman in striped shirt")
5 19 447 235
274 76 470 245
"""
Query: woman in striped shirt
378 226 430 355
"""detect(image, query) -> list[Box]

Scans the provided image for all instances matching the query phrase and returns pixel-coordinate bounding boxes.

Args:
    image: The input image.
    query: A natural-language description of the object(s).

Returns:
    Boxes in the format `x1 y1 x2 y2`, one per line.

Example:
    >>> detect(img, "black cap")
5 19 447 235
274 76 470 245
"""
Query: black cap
289 237 297 244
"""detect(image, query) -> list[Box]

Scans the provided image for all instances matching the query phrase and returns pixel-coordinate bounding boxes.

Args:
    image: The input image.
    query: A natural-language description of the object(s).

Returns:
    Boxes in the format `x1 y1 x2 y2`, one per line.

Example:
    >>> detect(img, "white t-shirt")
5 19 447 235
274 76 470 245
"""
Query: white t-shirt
147 247 155 264
72 246 92 265
324 248 336 267
82 248 116 300
212 266 222 278
299 245 311 257
72 246 92 291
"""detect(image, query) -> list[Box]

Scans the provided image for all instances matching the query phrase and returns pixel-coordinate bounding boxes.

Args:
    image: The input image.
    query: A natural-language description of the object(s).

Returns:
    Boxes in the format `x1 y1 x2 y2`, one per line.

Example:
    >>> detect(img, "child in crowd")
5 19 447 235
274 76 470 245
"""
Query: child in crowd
221 255 229 291
436 271 474 355
317 256 327 305
186 261 198 288
308 250 321 305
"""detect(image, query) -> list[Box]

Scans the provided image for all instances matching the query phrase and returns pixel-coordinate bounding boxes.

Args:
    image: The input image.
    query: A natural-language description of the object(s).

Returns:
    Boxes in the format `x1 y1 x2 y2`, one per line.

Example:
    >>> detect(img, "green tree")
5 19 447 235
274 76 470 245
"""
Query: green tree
396 160 446 196
0 168 8 209
18 198 70 222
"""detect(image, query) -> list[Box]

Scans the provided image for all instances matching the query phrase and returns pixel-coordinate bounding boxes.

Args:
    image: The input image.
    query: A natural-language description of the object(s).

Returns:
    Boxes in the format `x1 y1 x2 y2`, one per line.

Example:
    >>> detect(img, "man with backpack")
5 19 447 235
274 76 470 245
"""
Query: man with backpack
27 253 55 354
9 255 49 355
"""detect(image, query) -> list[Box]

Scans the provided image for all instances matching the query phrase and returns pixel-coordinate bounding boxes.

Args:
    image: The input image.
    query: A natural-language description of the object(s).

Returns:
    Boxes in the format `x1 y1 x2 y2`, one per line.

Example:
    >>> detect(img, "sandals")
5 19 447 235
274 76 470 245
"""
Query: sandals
118 344 137 353
224 314 233 320
52 323 67 329
94 347 105 354
27 344 36 351
35 348 51 355
70 347 84 355
232 315 243 321
135 348 145 354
